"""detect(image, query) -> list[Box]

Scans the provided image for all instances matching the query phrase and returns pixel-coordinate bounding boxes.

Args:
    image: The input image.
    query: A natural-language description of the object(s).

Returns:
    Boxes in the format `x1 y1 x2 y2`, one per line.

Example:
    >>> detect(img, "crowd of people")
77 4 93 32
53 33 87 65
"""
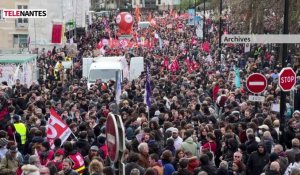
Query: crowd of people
0 7 300 175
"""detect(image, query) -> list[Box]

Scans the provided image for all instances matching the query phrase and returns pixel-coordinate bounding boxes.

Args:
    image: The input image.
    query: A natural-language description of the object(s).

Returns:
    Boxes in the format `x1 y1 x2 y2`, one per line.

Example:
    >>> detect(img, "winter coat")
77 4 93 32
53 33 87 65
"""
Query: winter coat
286 147 300 163
152 163 164 175
125 162 145 175
0 152 21 175
181 137 198 157
74 139 91 157
247 150 269 175
172 168 193 175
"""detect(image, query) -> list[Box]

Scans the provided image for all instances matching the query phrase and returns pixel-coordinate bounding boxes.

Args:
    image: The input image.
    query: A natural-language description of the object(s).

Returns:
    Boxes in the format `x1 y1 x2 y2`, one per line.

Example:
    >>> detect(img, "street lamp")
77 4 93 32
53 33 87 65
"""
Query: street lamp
203 0 205 42
218 0 222 61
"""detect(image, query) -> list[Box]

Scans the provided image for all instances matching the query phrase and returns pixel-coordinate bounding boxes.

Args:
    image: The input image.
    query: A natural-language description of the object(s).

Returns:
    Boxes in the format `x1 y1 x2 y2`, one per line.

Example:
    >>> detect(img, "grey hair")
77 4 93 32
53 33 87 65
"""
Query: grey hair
138 142 148 153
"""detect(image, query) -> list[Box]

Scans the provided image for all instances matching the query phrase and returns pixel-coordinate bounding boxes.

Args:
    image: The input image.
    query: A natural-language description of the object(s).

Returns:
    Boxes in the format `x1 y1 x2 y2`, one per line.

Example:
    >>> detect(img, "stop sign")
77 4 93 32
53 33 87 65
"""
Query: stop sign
246 73 267 94
106 113 119 163
278 67 296 91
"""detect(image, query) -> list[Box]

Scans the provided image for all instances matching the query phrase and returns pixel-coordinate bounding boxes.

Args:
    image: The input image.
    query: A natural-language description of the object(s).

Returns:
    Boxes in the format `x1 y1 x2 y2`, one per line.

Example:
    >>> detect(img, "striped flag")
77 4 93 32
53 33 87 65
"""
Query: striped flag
144 63 151 109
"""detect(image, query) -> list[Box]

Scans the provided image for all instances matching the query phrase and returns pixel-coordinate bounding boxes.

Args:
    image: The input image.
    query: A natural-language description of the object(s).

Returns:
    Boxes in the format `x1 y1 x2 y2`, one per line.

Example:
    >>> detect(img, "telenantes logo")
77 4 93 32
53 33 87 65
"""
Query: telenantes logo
3 9 47 18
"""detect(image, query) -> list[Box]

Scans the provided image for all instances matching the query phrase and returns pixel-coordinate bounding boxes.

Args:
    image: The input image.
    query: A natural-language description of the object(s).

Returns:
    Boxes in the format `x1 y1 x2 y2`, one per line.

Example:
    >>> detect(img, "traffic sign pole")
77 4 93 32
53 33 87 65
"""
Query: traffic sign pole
279 0 289 149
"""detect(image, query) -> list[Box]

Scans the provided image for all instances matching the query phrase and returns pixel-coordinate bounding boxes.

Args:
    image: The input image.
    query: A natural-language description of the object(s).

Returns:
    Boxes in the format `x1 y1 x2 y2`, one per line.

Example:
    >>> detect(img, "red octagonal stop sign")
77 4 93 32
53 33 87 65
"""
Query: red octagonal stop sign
246 73 267 94
279 67 296 91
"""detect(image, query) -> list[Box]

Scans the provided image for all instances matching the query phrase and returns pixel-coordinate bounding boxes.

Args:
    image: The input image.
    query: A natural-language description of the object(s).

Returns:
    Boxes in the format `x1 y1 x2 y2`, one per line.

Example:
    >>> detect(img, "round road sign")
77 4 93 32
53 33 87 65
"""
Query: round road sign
106 113 119 162
279 67 296 91
246 73 267 94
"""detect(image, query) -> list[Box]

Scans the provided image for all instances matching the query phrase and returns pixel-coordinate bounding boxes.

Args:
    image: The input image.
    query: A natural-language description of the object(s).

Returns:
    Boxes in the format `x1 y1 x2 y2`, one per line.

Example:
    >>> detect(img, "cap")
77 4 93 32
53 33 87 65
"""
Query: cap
90 146 99 151
172 128 179 133
55 149 64 156
166 127 175 133
10 145 17 152
258 124 269 130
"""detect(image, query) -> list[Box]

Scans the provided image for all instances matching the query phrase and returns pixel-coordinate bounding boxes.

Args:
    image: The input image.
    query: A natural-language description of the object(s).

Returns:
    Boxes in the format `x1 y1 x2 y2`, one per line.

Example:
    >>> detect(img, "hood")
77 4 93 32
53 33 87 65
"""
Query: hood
185 137 194 144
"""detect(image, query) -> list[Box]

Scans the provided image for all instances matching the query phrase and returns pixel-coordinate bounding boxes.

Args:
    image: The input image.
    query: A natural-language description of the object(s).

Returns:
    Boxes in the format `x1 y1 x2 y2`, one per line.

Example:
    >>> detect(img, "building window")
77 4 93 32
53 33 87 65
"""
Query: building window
158 0 161 4
13 34 28 48
17 5 28 24
0 9 4 21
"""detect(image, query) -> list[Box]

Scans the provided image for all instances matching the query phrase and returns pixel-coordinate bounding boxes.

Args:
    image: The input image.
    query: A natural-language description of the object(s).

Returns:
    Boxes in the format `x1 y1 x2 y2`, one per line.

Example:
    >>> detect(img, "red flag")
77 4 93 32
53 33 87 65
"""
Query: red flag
47 109 72 148
202 41 210 53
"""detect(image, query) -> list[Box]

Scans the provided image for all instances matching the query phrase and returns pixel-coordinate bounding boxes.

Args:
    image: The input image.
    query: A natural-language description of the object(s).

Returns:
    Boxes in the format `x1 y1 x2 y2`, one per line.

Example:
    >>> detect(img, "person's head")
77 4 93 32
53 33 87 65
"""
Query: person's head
9 145 18 157
138 142 149 155
54 138 62 148
149 153 159 166
233 151 242 162
219 161 228 169
161 150 173 163
273 144 283 154
127 152 140 163
292 138 300 148
199 154 210 166
175 149 185 159
130 168 140 175
41 141 50 151
89 146 99 157
144 168 157 175
54 149 64 161
258 143 265 154
198 171 208 175
63 141 73 153
29 155 41 168
39 166 50 175
21 164 39 175
172 128 179 139
270 161 280 172
295 153 300 162
288 118 297 129
62 158 73 171
88 159 103 174
178 158 189 170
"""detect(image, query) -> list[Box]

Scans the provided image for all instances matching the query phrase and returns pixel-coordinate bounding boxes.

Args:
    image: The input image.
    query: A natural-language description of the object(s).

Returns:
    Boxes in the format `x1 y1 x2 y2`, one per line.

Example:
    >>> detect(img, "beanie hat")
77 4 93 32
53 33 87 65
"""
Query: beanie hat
0 138 8 147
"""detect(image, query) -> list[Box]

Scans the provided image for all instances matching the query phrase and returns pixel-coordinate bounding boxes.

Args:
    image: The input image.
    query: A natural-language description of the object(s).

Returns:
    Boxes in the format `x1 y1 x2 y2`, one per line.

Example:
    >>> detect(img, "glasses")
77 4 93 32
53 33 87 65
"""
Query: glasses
234 156 241 158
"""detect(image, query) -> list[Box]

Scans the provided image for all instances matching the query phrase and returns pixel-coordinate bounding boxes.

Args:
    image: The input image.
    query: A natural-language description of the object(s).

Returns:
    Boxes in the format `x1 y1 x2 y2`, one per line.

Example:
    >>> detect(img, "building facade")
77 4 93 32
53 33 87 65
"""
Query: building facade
0 0 30 51
0 0 90 51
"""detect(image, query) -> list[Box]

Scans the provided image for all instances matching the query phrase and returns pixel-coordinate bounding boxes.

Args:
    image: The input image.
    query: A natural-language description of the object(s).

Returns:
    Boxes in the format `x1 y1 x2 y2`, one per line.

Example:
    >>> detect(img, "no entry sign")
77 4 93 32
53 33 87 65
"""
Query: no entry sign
279 67 296 91
246 73 267 94
106 113 119 162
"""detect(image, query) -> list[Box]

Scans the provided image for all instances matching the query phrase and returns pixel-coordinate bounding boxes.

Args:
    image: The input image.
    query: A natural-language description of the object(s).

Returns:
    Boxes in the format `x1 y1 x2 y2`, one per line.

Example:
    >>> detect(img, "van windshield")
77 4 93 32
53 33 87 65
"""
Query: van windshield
89 69 117 82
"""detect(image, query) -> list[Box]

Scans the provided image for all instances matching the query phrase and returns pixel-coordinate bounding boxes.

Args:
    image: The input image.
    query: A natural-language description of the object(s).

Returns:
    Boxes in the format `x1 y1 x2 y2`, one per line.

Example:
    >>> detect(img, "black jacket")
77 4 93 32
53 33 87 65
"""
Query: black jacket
247 150 269 175
172 169 193 175
125 162 145 175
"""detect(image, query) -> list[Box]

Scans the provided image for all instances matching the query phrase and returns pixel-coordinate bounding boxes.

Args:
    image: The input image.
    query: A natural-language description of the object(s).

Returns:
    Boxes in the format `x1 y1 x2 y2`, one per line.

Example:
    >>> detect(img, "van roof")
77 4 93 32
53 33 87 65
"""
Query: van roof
93 56 123 62
90 62 123 70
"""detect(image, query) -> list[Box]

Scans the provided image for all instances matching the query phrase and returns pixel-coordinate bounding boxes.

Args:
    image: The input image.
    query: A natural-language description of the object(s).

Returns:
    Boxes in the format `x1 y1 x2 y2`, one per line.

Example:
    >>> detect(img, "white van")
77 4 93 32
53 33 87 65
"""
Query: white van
87 56 127 89
129 57 144 81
